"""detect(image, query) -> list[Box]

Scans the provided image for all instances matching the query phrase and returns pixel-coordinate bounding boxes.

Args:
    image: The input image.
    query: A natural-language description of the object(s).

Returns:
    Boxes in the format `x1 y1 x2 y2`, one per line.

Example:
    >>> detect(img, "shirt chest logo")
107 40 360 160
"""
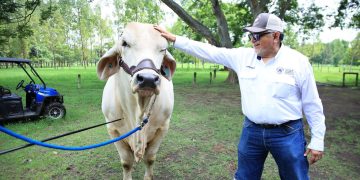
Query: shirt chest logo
276 67 294 75
276 67 284 74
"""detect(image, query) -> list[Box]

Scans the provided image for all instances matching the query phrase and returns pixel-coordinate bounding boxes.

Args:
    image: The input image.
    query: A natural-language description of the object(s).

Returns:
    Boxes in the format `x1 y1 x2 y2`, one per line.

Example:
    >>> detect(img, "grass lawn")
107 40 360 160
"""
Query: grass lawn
312 64 359 86
0 65 359 179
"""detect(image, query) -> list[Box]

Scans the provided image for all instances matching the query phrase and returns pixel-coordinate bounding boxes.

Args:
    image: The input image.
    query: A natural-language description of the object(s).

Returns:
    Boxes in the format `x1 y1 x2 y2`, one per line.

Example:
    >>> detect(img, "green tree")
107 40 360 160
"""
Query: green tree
333 0 359 29
161 0 326 83
330 39 349 66
162 0 249 83
283 26 300 49
93 5 113 62
113 0 164 37
345 32 360 66
73 0 95 67
298 40 326 65
0 0 40 41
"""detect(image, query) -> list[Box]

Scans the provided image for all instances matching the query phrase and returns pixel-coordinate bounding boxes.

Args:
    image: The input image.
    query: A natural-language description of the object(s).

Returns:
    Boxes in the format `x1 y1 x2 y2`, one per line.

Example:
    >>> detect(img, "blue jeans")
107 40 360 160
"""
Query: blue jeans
234 117 309 180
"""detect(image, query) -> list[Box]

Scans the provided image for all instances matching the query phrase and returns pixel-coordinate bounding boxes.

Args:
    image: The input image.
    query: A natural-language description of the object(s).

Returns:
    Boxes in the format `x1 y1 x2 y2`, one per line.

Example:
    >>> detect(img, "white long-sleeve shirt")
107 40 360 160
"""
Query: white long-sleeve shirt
174 36 326 151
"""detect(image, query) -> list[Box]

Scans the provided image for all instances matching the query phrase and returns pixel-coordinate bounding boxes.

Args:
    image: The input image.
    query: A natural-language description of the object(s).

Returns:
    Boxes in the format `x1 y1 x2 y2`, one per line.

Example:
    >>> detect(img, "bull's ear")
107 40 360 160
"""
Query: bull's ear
97 46 121 80
161 50 176 81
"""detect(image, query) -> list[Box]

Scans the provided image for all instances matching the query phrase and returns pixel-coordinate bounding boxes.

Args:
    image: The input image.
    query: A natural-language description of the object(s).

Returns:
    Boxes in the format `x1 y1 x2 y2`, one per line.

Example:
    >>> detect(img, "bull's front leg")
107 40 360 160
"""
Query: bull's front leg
143 126 169 180
108 127 135 180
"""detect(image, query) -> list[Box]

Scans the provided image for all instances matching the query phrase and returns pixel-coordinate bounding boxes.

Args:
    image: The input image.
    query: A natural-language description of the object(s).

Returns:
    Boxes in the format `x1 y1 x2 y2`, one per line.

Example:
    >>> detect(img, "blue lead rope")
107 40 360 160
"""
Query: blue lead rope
0 117 148 151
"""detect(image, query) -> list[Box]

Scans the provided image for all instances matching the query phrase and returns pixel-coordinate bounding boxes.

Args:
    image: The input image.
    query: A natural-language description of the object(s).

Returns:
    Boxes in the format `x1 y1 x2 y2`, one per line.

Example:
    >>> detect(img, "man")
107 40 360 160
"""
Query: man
155 13 325 180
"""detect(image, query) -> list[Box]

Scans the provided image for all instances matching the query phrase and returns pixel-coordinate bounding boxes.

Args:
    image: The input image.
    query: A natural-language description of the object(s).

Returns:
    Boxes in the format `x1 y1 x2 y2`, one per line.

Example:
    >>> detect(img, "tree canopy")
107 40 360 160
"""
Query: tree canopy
162 0 342 82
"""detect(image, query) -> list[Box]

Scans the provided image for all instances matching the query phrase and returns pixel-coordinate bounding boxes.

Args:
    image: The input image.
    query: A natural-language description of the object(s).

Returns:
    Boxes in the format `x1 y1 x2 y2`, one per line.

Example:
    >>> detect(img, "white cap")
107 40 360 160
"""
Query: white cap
244 13 284 33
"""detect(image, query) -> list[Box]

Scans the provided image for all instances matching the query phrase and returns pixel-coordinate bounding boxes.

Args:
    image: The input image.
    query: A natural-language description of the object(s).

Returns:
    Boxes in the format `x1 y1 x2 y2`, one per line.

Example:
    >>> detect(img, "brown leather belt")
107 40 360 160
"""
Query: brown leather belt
246 117 301 129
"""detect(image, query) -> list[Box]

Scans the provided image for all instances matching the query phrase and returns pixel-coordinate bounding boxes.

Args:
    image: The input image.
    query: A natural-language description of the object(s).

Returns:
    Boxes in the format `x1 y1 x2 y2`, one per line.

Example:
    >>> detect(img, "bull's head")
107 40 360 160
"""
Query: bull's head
97 23 176 97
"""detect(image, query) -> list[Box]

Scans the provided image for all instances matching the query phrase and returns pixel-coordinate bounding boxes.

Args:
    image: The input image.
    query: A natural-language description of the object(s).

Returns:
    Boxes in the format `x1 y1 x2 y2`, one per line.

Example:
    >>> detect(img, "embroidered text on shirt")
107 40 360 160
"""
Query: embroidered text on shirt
285 69 294 75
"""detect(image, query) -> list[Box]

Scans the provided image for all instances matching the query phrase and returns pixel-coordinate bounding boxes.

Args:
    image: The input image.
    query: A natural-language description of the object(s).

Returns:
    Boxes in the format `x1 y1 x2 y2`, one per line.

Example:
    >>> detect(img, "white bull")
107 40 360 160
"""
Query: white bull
97 22 176 180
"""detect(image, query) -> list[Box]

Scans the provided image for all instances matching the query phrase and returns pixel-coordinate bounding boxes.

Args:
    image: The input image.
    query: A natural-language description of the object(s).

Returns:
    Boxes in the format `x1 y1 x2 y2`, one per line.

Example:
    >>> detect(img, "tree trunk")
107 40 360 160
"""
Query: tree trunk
20 38 27 58
161 0 219 46
210 0 232 48
210 0 238 83
278 0 292 19
246 0 270 17
161 0 238 83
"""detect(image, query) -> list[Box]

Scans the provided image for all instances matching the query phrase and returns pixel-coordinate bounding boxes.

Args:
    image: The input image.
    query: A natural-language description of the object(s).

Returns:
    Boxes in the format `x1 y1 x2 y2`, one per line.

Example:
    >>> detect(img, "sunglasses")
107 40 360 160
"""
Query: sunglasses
248 32 273 42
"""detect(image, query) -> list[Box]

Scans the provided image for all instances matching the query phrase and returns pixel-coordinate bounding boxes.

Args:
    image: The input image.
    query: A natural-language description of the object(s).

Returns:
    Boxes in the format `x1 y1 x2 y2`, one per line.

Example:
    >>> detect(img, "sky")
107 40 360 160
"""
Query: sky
297 0 359 43
95 0 359 43
319 28 358 43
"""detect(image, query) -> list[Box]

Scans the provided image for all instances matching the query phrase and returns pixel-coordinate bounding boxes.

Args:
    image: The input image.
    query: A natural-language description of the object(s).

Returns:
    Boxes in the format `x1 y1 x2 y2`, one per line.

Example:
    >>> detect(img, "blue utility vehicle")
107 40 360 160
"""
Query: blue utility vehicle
0 57 66 124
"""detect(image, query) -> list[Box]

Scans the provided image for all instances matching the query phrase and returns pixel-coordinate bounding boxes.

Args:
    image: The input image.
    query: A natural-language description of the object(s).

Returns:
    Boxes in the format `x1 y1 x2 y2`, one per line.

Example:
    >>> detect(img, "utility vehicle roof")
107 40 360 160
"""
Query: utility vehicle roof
0 57 31 63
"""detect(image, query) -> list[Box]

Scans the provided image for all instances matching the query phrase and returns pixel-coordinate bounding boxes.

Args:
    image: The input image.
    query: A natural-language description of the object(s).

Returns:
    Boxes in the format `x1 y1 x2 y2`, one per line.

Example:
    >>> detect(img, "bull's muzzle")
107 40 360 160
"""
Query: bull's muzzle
133 72 161 97
136 73 161 89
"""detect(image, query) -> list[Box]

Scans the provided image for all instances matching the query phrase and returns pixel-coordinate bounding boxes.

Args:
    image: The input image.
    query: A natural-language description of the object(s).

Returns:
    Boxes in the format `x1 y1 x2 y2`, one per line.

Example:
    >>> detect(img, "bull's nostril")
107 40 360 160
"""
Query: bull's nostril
154 76 159 82
137 74 144 83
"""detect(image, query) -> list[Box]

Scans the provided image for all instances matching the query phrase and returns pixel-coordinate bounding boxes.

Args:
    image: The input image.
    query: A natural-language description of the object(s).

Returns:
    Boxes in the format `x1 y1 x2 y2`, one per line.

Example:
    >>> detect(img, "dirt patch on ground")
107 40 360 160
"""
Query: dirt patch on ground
181 86 241 108
318 86 360 122
314 86 360 177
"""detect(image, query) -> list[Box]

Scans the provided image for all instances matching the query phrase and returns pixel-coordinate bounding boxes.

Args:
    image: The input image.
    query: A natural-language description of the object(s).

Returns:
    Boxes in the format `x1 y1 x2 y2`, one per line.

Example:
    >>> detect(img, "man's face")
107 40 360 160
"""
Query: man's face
248 31 277 58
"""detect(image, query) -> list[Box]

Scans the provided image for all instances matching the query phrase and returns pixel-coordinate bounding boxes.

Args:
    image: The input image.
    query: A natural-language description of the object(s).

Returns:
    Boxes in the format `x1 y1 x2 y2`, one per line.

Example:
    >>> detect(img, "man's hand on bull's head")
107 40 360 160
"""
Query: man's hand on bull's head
153 25 177 43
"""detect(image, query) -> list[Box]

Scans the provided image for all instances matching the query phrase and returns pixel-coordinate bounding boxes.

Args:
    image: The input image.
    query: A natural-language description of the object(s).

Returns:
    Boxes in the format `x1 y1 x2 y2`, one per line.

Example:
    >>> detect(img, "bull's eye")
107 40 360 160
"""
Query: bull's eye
122 41 130 48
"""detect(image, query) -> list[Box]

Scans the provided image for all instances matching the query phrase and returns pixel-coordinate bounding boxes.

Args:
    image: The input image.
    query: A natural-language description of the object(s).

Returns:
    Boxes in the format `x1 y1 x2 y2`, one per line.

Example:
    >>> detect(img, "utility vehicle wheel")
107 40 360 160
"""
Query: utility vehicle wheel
45 102 66 119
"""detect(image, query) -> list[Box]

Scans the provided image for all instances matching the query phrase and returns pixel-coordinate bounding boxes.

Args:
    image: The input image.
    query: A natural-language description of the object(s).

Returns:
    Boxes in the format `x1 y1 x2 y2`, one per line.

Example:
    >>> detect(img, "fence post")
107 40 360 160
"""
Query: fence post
77 74 81 89
193 72 197 87
343 72 359 87
210 72 212 84
213 69 217 79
